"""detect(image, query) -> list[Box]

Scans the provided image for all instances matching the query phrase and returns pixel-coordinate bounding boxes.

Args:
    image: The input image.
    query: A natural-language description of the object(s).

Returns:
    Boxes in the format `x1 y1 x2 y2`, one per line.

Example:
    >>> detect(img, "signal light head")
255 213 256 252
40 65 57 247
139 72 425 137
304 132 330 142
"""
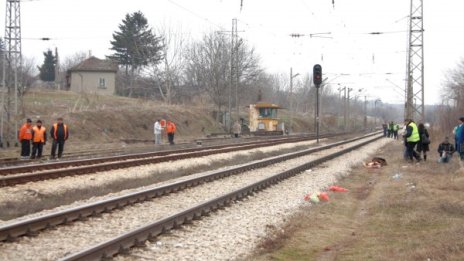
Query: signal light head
313 64 322 86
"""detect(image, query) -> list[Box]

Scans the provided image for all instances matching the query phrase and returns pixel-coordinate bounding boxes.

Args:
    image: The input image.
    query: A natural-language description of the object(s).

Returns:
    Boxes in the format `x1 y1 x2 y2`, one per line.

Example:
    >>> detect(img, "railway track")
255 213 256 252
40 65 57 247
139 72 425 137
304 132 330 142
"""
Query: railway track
0 132 381 261
0 146 152 166
0 134 296 166
0 134 338 187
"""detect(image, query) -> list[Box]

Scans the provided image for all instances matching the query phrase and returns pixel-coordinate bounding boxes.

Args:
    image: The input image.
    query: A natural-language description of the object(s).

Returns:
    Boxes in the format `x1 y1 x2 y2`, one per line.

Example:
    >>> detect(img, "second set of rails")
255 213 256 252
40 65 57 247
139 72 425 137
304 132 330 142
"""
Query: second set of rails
0 132 382 261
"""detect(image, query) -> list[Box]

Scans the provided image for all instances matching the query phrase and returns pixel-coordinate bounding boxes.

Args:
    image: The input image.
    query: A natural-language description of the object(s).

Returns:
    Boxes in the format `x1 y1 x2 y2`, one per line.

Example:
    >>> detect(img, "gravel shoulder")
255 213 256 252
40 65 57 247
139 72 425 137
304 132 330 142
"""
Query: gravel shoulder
251 139 464 261
115 137 392 261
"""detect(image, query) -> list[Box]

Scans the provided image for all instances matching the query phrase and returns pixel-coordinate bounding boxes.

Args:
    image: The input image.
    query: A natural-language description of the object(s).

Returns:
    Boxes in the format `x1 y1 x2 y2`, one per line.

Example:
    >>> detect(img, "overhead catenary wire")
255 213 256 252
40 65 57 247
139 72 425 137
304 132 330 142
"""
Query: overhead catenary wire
166 0 223 29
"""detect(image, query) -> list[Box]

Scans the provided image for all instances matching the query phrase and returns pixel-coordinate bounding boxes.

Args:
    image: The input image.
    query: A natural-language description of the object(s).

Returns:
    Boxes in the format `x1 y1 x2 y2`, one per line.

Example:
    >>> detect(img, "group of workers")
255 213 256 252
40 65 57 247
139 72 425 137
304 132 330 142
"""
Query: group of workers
153 119 242 145
154 119 177 145
402 119 430 162
18 117 69 160
401 117 464 164
383 121 400 139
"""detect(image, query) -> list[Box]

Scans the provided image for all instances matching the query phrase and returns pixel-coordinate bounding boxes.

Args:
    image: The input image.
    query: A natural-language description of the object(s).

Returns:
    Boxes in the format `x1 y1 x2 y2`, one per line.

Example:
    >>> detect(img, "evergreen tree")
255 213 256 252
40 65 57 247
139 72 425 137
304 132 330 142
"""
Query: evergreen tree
38 49 56 82
108 11 163 72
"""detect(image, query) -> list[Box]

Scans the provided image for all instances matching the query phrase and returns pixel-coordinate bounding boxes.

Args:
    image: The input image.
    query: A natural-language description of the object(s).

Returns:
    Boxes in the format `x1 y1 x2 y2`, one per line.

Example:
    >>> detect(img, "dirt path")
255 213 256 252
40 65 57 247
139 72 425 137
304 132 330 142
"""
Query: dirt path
250 139 464 261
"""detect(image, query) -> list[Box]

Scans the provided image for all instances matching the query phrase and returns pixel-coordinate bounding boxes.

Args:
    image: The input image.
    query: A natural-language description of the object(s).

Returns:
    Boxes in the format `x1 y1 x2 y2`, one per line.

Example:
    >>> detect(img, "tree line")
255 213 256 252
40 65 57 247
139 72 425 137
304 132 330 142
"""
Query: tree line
9 11 402 130
438 58 464 134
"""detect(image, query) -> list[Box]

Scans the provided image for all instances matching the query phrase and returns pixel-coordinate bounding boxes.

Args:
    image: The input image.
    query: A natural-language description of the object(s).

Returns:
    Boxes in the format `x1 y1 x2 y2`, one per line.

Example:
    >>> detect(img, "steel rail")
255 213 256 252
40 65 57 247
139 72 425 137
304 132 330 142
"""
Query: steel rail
60 134 382 261
0 134 304 167
0 134 338 187
0 136 312 176
0 132 380 242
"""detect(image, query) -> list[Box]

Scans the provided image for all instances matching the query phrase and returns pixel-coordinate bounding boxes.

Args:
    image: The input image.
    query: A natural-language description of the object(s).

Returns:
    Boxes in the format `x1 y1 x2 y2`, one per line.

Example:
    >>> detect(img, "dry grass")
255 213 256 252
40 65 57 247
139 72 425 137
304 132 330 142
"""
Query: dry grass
1 89 225 157
250 140 464 261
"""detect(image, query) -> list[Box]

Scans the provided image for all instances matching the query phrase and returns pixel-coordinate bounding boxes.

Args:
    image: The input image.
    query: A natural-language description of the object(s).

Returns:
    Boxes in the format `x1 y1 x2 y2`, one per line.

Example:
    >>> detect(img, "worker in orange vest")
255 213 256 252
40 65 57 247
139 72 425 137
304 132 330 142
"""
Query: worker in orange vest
31 120 47 159
166 121 176 145
18 118 33 159
49 117 69 159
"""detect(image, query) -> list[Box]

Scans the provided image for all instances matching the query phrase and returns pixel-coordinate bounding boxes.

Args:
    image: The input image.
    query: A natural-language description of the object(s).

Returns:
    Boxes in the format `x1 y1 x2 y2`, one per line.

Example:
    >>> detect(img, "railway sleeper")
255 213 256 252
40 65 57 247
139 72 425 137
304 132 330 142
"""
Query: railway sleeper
3 134 379 246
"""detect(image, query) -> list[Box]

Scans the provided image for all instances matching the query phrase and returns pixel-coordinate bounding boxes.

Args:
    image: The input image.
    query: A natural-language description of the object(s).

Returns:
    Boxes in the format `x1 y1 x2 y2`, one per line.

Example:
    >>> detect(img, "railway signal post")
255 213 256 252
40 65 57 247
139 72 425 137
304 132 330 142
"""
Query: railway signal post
313 64 322 143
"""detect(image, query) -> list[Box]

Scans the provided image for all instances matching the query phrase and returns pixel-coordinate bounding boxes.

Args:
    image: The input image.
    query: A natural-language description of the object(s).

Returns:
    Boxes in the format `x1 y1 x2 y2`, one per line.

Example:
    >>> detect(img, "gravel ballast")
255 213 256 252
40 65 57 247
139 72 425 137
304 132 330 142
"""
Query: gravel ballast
0 137 376 260
115 137 393 261
0 139 322 220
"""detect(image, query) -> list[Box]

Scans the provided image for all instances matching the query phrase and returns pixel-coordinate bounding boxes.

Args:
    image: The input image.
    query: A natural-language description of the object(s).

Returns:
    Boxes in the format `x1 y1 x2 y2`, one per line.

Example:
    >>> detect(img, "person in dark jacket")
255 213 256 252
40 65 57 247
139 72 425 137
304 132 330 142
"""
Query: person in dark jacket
438 137 455 163
416 123 430 161
50 117 69 159
454 117 464 160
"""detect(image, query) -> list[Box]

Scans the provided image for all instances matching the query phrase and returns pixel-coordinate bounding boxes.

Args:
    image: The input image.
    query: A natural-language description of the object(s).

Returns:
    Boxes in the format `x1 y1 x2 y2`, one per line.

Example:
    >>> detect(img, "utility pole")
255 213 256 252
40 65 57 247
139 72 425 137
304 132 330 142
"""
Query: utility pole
55 47 60 90
2 0 22 147
406 0 424 121
347 88 353 131
353 89 363 130
337 86 345 129
226 18 240 132
343 87 347 131
232 18 239 123
374 99 381 127
363 96 367 130
289 67 299 134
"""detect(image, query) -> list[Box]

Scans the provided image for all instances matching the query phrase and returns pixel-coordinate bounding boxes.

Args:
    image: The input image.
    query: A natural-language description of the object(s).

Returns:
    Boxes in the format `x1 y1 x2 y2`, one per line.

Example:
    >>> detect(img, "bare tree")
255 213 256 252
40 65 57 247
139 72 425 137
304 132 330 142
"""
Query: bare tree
235 41 262 107
20 57 37 90
61 51 88 72
437 58 464 133
144 24 188 103
185 32 230 114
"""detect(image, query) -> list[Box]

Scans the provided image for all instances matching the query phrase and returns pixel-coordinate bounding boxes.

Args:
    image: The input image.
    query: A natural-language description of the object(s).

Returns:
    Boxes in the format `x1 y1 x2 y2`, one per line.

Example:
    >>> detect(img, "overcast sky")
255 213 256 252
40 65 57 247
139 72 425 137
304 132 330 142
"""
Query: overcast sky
1 0 463 105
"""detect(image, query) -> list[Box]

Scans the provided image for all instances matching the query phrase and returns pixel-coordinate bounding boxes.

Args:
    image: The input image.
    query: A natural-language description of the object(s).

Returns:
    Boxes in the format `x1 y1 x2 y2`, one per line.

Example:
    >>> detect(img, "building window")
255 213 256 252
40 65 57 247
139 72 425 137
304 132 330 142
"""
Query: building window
98 78 107 89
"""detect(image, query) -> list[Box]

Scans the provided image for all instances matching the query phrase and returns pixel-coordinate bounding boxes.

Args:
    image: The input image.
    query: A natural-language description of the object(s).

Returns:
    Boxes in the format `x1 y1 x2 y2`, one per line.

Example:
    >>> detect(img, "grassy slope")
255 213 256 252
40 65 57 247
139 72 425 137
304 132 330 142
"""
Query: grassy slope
19 89 223 146
0 89 327 157
251 140 464 261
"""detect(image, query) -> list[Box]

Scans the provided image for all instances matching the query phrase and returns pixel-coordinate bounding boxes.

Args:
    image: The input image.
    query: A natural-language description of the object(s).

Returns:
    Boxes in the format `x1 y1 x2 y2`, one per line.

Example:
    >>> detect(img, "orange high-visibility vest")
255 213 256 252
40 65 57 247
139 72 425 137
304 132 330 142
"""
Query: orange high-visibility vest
166 122 176 134
32 126 46 143
18 124 33 141
53 123 68 140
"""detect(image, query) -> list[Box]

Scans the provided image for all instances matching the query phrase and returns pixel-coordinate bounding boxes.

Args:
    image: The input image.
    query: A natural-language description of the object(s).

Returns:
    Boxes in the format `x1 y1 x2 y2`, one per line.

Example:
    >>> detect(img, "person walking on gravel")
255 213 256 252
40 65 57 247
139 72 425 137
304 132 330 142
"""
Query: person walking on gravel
31 120 47 159
166 120 176 145
404 118 421 162
50 117 69 159
416 123 430 161
382 123 388 137
154 119 163 145
393 123 400 140
232 121 241 138
18 118 33 159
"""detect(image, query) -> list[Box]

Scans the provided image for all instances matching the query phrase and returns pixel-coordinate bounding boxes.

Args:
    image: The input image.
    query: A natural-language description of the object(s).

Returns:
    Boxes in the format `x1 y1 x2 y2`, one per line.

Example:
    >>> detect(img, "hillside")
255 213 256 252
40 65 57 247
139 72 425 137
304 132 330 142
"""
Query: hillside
12 90 223 148
0 90 341 157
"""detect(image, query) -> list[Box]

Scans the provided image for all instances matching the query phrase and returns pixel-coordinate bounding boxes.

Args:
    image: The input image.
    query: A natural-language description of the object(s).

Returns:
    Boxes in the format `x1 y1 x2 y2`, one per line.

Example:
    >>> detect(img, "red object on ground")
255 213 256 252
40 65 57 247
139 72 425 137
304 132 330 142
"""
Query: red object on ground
303 193 311 201
318 192 330 201
329 185 349 192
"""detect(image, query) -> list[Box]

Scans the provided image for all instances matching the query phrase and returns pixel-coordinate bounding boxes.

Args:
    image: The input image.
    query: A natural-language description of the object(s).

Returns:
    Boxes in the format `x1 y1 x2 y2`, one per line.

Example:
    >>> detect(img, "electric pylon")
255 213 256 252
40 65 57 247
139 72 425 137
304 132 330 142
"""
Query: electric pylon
1 0 22 147
405 0 424 121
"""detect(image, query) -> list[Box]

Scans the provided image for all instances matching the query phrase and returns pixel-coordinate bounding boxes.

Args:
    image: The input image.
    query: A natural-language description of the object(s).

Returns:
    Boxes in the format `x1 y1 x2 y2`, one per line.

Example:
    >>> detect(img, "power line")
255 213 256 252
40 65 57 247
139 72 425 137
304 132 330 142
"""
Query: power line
166 0 223 29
